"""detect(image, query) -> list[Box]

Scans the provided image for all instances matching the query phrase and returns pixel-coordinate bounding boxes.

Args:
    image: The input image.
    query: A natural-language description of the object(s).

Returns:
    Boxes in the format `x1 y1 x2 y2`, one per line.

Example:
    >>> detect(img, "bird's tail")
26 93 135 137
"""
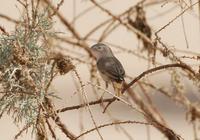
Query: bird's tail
112 81 123 97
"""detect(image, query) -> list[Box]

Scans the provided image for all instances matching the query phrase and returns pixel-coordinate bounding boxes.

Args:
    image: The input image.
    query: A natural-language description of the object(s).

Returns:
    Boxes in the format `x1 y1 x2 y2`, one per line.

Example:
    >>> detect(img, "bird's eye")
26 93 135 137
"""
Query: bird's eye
96 46 102 50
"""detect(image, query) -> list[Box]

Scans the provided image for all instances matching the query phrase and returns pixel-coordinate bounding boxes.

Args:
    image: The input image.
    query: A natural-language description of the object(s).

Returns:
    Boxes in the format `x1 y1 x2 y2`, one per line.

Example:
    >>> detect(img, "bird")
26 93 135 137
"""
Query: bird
90 43 125 96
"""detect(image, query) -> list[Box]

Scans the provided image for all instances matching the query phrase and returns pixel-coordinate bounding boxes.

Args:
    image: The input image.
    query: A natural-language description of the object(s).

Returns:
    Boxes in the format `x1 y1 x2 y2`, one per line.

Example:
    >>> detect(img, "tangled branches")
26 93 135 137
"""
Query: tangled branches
0 0 200 140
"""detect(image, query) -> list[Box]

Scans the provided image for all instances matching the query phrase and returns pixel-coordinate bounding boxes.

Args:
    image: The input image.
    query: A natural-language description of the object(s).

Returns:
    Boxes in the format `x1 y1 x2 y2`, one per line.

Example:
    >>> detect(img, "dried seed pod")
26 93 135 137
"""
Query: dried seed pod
129 6 151 39
54 53 75 75
13 41 29 65
162 48 170 57
128 6 154 54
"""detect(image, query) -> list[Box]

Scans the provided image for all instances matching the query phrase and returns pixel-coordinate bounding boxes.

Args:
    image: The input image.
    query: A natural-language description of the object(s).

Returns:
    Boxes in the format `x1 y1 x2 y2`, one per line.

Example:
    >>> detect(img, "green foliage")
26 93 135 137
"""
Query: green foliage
0 9 54 125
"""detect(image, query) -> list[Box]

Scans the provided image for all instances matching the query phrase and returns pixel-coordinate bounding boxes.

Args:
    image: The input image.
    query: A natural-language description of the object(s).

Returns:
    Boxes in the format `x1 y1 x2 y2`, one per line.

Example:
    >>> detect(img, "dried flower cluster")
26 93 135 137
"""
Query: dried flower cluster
128 5 154 54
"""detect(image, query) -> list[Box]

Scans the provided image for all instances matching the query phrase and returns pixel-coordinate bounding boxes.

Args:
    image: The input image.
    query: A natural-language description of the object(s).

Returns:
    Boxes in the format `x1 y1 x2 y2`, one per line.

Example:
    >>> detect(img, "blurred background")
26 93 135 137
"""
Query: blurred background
0 0 200 140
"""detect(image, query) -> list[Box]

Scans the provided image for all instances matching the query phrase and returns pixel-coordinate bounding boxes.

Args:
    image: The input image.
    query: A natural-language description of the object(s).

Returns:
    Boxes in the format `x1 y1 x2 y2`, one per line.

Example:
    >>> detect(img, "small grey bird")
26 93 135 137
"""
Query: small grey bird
91 43 125 96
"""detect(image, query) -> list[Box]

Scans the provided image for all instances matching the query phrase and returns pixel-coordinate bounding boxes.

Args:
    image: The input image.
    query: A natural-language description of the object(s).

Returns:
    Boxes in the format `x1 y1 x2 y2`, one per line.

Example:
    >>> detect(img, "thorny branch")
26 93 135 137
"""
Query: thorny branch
103 63 198 113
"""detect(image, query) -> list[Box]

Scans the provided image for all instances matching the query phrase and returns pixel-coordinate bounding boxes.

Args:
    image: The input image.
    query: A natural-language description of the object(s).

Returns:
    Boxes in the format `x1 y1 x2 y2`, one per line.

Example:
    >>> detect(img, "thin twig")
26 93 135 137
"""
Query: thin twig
123 63 196 92
75 120 151 139
14 123 32 140
73 69 104 140
0 14 19 24
103 63 197 113
155 1 199 35
56 98 113 113
50 0 64 17
46 118 57 140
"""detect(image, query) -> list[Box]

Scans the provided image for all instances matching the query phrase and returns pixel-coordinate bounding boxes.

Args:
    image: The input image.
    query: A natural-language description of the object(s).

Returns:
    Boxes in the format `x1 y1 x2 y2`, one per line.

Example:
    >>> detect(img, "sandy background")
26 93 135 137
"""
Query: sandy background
0 0 200 140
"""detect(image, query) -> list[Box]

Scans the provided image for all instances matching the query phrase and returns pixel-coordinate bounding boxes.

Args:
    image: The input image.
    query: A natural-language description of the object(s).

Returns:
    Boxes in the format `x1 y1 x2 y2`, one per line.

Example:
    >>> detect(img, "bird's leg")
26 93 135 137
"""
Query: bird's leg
99 91 106 106
112 82 122 97
100 82 109 106
99 82 108 106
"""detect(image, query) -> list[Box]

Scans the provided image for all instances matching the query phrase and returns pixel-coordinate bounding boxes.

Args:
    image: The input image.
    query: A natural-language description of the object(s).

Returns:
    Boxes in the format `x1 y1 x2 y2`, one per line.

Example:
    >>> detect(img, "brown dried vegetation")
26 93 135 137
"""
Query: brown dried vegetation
0 0 200 140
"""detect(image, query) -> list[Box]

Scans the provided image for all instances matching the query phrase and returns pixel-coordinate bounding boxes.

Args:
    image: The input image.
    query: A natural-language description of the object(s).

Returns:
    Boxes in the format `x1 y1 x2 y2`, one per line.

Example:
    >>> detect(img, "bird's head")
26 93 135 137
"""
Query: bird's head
90 43 114 60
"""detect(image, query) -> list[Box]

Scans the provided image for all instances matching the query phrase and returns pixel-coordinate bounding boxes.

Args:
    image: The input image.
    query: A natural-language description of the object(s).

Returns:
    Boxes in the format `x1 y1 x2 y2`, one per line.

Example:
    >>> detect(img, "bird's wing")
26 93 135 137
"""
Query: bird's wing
97 57 125 82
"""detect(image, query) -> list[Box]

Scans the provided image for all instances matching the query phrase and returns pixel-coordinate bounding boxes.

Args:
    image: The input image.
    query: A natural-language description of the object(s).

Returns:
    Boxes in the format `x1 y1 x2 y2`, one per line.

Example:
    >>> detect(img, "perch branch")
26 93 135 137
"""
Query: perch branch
75 120 151 139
